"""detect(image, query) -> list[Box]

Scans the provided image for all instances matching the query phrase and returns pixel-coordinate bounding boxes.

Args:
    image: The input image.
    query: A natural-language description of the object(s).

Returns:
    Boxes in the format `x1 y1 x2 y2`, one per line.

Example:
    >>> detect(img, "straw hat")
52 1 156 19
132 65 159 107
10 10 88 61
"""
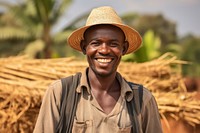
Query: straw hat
67 6 142 54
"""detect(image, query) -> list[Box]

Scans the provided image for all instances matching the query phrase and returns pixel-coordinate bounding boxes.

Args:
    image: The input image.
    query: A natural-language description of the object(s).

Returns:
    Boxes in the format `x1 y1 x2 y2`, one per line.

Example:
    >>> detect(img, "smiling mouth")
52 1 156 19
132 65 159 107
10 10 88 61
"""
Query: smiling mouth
96 58 112 63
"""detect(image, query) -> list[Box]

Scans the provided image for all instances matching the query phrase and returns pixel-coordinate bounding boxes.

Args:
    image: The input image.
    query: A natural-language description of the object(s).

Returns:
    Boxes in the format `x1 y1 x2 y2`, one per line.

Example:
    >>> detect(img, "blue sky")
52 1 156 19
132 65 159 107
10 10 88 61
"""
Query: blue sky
52 0 200 37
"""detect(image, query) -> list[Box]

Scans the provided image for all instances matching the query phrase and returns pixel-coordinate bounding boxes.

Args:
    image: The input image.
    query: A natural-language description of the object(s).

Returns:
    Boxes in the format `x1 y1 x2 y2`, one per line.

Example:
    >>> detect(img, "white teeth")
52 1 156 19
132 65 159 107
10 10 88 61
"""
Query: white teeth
97 59 112 63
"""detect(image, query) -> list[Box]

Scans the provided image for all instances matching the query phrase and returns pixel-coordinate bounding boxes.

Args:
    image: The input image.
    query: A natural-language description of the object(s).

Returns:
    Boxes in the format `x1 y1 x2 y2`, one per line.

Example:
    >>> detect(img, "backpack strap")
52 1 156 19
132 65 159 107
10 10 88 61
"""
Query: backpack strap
127 82 143 133
129 82 143 114
56 72 81 133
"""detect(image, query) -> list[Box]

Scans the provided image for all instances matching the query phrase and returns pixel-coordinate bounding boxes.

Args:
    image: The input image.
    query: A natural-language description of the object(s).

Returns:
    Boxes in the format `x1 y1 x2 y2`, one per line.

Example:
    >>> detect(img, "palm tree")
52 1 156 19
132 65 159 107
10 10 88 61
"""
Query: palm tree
0 0 72 58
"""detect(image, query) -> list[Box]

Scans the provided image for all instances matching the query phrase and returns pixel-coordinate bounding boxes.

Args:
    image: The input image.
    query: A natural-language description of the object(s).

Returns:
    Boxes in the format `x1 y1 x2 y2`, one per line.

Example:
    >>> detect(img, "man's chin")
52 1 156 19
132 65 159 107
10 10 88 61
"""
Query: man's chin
94 68 116 77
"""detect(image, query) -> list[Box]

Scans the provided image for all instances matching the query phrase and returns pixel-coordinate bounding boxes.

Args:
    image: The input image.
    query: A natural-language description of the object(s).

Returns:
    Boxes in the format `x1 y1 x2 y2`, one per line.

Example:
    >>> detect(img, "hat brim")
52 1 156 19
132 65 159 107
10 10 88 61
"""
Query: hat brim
67 23 142 54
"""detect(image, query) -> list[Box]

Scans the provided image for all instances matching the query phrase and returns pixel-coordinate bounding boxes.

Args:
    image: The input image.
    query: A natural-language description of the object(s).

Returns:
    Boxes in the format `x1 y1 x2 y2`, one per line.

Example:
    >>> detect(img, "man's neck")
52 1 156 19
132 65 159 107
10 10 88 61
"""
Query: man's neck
87 68 117 92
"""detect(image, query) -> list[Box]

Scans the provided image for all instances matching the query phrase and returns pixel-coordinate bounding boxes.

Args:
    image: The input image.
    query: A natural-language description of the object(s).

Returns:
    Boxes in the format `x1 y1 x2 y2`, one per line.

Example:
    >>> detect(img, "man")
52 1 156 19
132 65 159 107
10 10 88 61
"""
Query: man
34 6 162 133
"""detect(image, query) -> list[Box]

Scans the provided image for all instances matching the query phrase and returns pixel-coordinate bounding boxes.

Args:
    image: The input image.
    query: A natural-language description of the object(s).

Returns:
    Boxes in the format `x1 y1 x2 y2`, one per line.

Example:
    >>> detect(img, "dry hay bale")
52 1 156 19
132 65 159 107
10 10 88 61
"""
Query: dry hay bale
0 53 199 133
119 53 187 92
0 53 186 92
155 92 200 126
0 84 42 132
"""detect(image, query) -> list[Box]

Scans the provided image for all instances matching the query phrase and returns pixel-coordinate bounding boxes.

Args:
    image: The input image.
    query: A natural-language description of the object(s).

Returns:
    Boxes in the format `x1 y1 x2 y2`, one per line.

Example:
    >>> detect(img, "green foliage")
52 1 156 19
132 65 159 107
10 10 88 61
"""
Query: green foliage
134 14 177 46
0 0 72 58
164 35 200 77
0 27 31 40
122 13 177 48
179 35 200 77
0 41 27 57
121 13 138 25
122 30 161 62
23 40 45 58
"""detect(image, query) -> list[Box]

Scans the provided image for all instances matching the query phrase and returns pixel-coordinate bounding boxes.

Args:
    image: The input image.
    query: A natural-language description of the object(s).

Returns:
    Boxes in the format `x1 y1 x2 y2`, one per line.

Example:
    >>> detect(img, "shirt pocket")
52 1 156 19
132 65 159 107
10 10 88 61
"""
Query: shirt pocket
72 119 93 133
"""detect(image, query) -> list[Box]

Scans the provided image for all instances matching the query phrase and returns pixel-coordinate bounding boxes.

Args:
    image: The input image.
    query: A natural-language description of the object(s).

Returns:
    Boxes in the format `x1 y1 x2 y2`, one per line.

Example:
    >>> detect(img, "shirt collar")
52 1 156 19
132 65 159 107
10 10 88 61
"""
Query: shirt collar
76 68 91 94
116 72 133 102
76 68 133 101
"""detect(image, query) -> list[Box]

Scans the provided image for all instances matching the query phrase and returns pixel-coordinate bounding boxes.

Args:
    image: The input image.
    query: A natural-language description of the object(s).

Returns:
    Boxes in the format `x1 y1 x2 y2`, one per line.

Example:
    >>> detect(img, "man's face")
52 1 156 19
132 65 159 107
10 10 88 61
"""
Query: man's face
81 25 128 77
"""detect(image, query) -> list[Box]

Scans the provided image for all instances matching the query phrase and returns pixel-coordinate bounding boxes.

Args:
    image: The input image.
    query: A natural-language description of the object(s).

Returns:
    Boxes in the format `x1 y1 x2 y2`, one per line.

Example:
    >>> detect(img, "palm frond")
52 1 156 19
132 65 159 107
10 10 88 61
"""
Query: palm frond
7 3 41 35
0 27 31 40
23 39 45 58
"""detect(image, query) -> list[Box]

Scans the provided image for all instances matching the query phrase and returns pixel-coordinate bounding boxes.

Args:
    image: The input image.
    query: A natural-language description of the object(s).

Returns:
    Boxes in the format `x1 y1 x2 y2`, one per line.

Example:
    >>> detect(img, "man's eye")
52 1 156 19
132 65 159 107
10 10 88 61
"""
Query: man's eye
90 41 100 46
110 42 119 47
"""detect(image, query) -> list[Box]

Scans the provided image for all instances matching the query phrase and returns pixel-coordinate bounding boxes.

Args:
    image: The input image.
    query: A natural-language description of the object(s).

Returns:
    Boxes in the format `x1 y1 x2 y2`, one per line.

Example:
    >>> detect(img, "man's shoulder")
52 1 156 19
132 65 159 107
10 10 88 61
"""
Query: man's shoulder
49 79 61 87
49 73 81 88
128 82 152 96
127 82 153 104
142 87 153 101
47 79 61 90
45 80 62 99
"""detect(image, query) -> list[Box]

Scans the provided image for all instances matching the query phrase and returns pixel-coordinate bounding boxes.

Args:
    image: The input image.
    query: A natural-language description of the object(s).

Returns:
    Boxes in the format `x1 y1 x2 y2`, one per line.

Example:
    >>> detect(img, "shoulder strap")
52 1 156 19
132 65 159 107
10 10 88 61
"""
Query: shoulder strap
56 72 81 133
127 82 143 133
128 82 143 114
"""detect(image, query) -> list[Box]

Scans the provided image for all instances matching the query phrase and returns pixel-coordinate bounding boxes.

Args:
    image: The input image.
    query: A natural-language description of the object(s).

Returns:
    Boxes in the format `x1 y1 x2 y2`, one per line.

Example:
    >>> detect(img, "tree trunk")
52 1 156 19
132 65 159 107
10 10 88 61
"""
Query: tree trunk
43 23 52 58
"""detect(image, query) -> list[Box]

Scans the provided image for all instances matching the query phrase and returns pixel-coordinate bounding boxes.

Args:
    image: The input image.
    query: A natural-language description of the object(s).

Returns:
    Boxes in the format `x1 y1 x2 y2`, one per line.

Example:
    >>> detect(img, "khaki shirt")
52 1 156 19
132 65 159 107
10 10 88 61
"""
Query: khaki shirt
34 69 162 133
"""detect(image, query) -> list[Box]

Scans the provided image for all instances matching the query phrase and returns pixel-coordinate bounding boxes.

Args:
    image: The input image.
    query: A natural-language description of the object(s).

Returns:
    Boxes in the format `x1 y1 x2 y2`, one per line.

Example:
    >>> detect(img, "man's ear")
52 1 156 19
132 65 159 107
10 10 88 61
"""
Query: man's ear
80 40 87 55
122 41 129 55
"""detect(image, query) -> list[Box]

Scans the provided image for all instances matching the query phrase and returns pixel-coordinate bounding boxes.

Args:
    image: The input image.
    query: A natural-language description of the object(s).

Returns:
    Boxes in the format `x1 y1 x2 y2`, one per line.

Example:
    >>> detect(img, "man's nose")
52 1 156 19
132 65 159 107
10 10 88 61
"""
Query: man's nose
98 43 110 54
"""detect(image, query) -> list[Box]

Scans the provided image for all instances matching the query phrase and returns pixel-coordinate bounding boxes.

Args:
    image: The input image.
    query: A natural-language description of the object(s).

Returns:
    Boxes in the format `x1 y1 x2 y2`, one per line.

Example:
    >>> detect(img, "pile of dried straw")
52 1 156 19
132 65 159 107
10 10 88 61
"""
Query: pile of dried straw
0 53 199 132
